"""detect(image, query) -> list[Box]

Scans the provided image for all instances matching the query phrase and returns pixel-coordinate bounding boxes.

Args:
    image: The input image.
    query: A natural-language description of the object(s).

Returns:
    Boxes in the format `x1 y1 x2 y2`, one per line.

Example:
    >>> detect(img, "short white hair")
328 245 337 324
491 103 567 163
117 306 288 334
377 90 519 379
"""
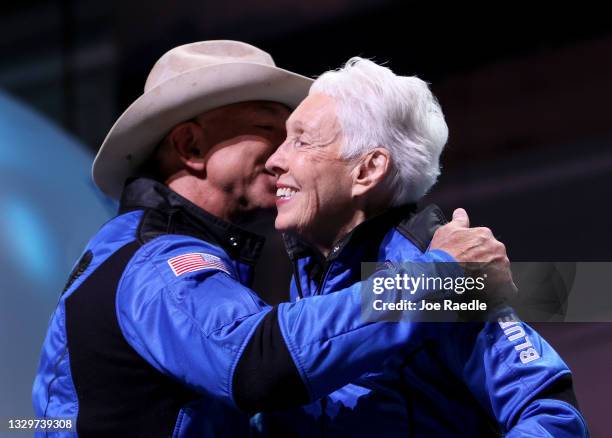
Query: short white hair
310 57 448 205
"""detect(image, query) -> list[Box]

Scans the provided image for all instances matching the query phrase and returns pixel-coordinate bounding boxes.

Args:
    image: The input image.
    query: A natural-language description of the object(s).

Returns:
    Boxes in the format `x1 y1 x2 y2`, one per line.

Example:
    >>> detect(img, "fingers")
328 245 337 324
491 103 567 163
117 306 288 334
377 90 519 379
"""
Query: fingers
451 208 470 228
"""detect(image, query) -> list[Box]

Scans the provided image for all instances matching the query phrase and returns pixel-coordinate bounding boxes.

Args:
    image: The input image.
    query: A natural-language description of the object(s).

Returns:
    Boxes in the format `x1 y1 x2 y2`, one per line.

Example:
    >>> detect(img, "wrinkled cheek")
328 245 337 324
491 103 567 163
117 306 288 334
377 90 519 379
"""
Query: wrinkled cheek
295 194 318 234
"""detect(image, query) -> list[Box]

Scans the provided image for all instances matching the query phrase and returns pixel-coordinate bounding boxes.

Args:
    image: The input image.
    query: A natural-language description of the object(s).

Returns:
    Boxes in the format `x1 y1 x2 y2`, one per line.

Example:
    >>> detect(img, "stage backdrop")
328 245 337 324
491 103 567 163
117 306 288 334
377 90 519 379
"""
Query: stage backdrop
0 90 114 424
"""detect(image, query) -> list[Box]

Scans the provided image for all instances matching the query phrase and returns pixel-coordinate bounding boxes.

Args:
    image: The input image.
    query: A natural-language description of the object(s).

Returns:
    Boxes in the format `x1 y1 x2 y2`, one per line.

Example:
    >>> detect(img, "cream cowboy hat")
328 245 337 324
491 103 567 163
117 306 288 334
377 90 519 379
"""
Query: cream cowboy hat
92 40 313 199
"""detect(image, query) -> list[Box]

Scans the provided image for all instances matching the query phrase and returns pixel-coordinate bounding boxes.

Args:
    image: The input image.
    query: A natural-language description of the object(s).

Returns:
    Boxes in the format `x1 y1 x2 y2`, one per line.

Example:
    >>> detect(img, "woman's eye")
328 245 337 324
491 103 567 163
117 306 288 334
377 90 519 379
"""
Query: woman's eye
294 138 307 147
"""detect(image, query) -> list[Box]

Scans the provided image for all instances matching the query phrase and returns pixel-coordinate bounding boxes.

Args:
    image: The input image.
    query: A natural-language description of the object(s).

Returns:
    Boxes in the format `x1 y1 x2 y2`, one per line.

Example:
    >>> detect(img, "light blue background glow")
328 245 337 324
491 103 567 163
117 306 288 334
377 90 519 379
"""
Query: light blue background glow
0 90 115 422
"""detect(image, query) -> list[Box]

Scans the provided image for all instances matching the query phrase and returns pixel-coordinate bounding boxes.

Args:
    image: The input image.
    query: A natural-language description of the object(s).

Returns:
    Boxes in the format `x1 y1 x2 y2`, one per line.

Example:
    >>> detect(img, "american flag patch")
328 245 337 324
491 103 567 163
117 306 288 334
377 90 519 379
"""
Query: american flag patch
167 253 231 277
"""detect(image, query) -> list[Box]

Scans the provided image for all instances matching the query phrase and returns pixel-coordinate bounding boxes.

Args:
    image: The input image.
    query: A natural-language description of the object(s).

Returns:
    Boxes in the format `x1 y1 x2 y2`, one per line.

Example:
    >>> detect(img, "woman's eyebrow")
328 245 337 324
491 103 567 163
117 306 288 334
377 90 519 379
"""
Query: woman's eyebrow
287 118 318 134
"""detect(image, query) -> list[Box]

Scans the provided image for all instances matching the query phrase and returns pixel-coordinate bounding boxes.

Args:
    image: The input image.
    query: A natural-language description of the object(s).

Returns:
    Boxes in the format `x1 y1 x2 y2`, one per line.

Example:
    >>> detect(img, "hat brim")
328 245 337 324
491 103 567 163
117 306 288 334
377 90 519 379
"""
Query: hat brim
92 62 313 199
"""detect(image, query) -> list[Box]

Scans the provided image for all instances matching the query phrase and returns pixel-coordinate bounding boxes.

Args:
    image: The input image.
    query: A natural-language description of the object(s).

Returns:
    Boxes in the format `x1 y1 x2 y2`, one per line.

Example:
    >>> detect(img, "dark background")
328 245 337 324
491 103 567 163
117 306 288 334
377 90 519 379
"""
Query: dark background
2 1 610 435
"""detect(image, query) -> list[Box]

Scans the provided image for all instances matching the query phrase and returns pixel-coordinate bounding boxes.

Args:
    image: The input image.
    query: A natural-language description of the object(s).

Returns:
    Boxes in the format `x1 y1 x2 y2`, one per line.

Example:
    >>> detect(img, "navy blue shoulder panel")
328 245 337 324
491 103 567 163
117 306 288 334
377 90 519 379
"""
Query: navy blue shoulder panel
396 204 447 252
65 240 199 436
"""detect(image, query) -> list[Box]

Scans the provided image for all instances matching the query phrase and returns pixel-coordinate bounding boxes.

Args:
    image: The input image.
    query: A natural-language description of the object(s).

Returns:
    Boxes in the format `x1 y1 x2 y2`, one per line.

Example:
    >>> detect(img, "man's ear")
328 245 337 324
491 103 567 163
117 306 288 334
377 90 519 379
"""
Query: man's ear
168 121 207 173
351 148 391 198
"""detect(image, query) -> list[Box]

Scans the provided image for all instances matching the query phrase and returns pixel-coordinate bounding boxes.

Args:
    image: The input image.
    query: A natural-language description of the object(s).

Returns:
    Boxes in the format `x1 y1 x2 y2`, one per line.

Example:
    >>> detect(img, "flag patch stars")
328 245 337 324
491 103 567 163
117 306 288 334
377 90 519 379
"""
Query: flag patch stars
167 253 231 277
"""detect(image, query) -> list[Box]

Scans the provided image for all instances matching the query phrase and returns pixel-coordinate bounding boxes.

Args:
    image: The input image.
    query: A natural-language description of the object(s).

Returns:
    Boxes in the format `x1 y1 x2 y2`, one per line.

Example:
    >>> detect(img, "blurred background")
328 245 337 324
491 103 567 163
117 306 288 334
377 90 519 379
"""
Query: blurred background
1 1 610 435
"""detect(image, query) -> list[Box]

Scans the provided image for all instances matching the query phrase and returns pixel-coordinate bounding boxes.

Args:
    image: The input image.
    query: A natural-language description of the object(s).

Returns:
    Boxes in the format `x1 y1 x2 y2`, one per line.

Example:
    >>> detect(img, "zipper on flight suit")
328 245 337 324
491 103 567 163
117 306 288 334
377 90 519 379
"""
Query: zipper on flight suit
288 242 342 436
314 242 342 296
313 245 342 436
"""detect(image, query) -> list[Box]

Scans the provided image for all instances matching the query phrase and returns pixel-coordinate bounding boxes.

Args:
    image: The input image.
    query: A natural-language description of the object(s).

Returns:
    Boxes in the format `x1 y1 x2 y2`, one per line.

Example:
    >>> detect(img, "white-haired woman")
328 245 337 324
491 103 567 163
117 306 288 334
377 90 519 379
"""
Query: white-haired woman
260 58 587 437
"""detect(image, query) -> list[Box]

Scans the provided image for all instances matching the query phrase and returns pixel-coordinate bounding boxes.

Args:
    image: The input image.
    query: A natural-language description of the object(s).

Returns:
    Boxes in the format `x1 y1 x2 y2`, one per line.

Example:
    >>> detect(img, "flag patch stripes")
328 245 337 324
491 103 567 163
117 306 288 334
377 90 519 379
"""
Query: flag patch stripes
167 253 231 277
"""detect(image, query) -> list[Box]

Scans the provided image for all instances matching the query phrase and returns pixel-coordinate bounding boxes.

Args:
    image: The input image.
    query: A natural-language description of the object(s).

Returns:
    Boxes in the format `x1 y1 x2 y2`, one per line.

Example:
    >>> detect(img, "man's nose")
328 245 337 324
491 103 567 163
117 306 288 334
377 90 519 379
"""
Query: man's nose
265 143 287 177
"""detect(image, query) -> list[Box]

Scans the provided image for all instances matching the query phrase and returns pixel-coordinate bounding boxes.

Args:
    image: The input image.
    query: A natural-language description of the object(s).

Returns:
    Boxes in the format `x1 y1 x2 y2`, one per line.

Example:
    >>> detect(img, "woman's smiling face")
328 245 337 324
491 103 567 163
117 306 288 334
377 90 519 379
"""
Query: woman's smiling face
265 93 358 249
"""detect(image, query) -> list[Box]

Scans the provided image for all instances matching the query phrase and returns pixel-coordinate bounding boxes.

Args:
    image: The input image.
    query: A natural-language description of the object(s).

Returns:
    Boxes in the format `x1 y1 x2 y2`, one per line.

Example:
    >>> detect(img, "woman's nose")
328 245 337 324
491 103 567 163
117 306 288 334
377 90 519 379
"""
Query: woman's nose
265 142 288 176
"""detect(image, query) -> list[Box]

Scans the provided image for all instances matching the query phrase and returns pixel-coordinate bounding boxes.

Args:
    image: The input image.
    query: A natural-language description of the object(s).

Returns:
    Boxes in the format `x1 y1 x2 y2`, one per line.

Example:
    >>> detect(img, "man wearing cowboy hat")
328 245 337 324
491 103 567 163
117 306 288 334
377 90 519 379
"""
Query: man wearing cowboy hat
32 41 514 436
